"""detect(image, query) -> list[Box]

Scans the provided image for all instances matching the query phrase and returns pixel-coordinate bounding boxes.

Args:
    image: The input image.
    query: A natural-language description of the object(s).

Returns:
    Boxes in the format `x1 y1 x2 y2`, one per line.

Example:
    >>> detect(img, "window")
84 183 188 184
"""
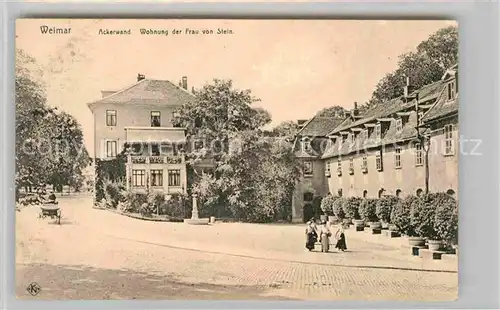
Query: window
303 161 313 176
151 169 163 187
363 190 368 198
376 152 383 171
303 192 314 202
303 139 312 153
447 81 456 101
151 111 161 127
337 189 343 197
325 161 331 176
349 158 354 174
446 189 456 197
415 143 423 166
337 158 342 175
416 188 423 197
395 148 402 168
132 170 145 187
363 129 369 140
395 119 403 132
396 189 402 198
151 144 160 156
106 140 117 158
375 124 381 140
351 133 356 144
106 110 117 126
378 189 385 198
361 155 368 173
168 169 181 187
160 143 174 155
444 124 454 155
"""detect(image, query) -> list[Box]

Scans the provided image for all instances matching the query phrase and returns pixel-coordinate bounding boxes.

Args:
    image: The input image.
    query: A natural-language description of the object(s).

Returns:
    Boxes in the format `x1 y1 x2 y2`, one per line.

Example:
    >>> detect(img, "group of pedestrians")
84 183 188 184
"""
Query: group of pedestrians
305 218 347 253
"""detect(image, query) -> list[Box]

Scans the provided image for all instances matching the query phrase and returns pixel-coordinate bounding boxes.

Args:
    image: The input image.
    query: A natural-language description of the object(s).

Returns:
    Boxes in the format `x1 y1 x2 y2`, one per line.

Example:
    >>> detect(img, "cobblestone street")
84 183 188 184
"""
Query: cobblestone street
16 196 458 300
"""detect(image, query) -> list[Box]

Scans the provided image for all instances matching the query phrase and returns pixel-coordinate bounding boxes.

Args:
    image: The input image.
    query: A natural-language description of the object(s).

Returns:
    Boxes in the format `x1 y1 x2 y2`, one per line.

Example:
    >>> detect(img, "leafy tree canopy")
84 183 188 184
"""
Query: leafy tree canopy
365 25 458 108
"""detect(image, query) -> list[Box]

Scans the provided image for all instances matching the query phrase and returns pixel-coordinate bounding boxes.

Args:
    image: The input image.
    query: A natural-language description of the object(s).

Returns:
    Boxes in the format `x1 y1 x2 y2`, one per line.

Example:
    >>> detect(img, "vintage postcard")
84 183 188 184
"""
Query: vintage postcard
15 19 458 300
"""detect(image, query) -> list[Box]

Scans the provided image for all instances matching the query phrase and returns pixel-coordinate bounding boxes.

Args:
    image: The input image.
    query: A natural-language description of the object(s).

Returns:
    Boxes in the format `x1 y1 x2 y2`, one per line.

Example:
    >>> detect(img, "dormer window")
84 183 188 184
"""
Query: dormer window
302 137 312 153
447 81 456 101
395 119 403 133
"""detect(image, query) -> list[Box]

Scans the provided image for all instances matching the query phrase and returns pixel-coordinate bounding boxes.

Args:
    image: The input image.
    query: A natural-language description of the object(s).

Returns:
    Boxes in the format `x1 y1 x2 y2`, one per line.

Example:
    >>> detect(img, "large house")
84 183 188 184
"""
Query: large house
292 65 459 223
87 74 195 196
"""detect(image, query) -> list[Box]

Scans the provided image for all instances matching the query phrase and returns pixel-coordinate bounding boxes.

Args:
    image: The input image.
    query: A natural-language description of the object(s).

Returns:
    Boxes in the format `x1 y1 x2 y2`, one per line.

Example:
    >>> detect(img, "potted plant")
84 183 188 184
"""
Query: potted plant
376 195 399 229
390 195 418 235
410 193 438 248
433 192 458 251
320 195 338 223
332 197 346 223
359 198 379 228
342 197 363 226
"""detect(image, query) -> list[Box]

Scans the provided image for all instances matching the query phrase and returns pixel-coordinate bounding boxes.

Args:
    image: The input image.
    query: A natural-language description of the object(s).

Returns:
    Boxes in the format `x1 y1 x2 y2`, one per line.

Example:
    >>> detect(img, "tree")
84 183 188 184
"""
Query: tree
266 121 300 138
16 49 91 193
365 25 458 108
316 106 347 118
174 79 302 221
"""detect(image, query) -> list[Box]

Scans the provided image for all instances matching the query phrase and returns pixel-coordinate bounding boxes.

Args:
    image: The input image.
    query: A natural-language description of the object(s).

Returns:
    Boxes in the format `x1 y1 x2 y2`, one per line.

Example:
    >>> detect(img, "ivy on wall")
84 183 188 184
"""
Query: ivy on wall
94 153 127 204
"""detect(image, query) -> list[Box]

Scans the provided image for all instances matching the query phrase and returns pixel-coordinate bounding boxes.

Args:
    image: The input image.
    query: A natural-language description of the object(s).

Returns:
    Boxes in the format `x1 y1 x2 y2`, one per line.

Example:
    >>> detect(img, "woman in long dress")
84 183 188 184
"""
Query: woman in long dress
335 226 347 251
319 220 332 252
305 220 318 251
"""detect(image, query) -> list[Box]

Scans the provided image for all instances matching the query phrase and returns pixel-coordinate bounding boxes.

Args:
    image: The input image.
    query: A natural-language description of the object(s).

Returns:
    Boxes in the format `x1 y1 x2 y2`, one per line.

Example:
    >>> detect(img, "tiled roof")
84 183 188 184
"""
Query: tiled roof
296 116 345 137
89 79 195 107
320 79 448 159
330 80 444 134
422 74 459 122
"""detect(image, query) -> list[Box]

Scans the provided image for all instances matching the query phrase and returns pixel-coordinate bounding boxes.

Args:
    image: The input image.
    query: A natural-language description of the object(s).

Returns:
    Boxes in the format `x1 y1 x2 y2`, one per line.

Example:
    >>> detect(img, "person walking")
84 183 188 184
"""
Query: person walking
335 226 347 252
319 220 332 252
305 219 318 251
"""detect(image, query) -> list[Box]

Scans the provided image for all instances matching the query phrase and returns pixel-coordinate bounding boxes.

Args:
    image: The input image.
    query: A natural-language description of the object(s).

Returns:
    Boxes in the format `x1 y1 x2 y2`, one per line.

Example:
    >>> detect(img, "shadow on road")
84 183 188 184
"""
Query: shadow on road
16 263 297 300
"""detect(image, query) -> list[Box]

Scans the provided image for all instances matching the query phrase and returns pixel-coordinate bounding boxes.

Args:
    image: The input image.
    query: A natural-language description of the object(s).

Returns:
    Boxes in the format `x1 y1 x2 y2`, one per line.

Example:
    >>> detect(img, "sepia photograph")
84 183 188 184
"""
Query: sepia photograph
15 19 458 300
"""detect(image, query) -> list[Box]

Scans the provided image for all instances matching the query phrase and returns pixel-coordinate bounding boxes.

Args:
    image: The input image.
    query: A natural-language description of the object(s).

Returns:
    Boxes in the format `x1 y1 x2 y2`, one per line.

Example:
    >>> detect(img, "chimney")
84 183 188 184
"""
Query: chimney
352 102 359 116
137 73 145 82
404 75 411 98
182 76 188 90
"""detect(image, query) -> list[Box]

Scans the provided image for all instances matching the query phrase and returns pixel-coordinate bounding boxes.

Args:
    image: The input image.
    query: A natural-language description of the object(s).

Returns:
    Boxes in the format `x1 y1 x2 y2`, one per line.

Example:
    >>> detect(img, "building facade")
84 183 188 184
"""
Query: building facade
87 74 195 195
292 65 459 223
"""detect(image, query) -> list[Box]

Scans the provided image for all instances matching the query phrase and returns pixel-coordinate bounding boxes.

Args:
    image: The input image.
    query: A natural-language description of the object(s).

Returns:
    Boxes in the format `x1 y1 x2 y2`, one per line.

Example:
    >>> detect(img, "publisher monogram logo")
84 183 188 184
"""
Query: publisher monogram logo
26 282 41 296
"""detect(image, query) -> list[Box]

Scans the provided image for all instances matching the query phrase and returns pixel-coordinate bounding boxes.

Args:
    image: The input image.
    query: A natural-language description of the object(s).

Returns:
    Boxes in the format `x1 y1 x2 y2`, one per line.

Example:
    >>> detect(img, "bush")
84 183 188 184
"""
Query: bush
376 195 400 224
147 191 165 215
139 202 153 217
103 180 124 209
162 193 186 218
433 193 458 245
410 193 439 239
391 195 419 236
320 195 337 216
332 197 346 220
342 197 362 220
359 198 378 222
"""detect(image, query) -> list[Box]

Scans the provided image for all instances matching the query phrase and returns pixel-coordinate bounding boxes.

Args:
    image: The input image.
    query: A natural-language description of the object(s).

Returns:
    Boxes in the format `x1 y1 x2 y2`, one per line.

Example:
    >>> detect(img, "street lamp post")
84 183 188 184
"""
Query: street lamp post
405 77 430 195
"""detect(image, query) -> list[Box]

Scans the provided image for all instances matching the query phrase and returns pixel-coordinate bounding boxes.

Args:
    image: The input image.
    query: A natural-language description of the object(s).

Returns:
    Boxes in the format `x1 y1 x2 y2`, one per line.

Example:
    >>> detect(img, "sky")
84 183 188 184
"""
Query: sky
16 19 456 156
